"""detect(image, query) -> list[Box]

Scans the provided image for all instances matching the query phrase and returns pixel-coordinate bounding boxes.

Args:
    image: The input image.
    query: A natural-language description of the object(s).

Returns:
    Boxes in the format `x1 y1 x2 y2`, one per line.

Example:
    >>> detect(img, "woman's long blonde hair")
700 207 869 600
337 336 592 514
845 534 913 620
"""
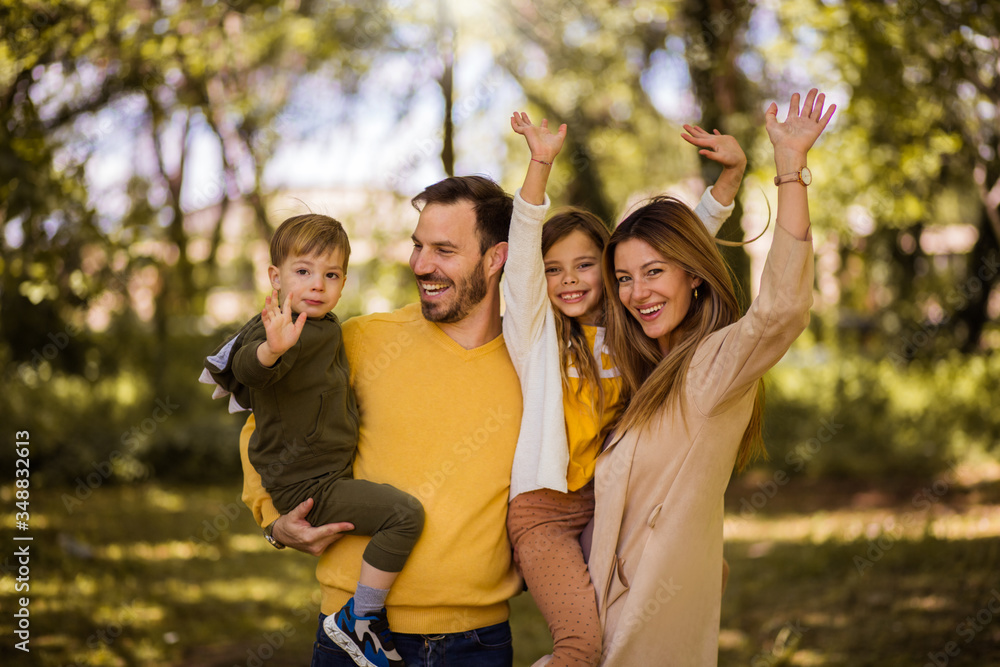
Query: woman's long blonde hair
601 196 766 472
542 207 617 424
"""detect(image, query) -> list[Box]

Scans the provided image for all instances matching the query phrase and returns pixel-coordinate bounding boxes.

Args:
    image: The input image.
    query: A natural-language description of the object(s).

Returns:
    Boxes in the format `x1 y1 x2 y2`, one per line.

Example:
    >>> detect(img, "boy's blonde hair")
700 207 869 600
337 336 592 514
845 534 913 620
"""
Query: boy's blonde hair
270 214 351 269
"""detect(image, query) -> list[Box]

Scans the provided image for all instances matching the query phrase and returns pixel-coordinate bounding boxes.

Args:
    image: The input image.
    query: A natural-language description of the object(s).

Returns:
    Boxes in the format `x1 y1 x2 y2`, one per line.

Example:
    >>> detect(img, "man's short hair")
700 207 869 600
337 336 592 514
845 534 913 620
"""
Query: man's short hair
269 214 351 269
411 176 514 254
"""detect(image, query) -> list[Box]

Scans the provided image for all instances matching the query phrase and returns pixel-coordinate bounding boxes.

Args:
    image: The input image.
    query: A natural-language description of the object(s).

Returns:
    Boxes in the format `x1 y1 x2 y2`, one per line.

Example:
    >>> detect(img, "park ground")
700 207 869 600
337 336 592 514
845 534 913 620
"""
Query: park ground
2 465 999 667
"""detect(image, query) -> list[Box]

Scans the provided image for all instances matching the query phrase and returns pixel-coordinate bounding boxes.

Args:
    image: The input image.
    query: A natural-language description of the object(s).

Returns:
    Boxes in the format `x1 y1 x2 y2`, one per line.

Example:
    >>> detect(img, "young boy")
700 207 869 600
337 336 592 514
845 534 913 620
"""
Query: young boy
200 214 423 667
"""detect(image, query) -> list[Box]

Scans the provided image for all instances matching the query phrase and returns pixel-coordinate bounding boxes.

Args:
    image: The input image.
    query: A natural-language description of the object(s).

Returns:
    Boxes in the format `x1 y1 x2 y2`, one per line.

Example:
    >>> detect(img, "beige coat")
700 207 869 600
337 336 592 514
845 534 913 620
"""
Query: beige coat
590 224 814 665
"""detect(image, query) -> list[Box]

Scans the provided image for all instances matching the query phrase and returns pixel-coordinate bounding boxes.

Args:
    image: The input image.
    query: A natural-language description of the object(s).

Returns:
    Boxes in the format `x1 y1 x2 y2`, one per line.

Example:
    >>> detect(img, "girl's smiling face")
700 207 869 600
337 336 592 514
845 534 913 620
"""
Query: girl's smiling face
544 229 605 325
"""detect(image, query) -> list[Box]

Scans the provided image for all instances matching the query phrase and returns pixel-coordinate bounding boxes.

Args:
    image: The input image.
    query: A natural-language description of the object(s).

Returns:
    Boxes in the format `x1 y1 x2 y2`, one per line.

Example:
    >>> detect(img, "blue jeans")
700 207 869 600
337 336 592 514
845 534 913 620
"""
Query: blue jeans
311 613 513 667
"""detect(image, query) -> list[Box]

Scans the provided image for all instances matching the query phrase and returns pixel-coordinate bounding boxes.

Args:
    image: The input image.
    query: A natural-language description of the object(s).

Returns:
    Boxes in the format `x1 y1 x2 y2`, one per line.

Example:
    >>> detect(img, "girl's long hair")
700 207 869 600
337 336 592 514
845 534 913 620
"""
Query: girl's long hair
601 196 766 472
542 207 616 424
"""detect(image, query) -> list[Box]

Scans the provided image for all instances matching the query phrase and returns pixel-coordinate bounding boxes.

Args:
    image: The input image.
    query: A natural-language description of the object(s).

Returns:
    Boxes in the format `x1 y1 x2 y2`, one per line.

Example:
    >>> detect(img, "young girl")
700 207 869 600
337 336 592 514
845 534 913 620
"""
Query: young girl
502 112 746 665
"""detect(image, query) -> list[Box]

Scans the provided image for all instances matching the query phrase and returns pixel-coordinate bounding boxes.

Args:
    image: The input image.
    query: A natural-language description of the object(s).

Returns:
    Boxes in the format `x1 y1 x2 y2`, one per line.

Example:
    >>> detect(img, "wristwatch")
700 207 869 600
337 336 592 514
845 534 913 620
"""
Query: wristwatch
263 521 285 550
774 166 811 186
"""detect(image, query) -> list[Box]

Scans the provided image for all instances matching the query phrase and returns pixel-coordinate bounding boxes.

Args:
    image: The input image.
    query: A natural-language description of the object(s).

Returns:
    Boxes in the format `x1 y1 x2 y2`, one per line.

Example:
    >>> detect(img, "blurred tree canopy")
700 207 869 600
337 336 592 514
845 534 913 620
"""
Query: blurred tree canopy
787 0 1000 358
1 0 998 483
2 0 395 377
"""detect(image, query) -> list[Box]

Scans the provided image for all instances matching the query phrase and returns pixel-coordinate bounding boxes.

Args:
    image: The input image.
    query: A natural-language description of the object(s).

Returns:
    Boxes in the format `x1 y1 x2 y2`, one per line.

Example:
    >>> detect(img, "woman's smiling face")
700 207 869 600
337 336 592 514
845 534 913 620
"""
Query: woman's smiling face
613 237 701 354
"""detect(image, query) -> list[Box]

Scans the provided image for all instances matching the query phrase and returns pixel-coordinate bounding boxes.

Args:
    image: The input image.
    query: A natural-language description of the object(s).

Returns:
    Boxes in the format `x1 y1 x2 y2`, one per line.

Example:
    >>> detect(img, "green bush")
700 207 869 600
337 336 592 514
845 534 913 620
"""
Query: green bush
4 331 997 487
759 346 999 478
0 331 245 488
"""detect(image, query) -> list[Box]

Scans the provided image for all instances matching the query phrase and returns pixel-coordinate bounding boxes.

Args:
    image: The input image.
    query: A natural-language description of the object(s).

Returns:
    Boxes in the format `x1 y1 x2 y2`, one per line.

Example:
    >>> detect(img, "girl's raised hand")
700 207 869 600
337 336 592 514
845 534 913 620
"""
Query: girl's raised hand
511 111 567 164
681 125 747 172
765 88 836 157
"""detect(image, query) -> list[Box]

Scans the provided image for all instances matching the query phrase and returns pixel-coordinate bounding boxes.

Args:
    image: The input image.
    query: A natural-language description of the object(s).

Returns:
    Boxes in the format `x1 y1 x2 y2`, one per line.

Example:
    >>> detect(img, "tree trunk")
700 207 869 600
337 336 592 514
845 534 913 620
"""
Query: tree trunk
956 206 1000 352
437 0 455 177
681 0 755 307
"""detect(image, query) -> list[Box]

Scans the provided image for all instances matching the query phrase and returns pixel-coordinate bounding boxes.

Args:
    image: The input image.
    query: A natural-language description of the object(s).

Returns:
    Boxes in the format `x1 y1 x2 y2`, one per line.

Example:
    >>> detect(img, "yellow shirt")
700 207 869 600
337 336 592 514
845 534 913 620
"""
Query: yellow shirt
241 304 524 633
564 324 622 491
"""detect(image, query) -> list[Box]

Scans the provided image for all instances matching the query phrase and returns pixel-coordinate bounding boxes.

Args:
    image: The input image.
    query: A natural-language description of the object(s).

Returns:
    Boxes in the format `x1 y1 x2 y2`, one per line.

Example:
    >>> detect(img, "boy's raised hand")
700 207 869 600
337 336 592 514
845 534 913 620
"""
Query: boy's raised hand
511 111 566 164
258 289 306 366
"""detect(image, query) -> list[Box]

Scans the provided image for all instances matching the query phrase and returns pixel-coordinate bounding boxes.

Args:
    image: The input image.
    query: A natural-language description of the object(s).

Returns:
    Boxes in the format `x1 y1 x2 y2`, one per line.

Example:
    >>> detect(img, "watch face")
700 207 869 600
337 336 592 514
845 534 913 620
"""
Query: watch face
800 167 812 185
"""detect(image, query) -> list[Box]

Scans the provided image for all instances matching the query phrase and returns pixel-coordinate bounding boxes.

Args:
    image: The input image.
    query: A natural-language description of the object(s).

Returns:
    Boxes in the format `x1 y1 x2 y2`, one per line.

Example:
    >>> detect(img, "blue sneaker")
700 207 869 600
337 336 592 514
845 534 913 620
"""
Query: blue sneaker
323 597 404 667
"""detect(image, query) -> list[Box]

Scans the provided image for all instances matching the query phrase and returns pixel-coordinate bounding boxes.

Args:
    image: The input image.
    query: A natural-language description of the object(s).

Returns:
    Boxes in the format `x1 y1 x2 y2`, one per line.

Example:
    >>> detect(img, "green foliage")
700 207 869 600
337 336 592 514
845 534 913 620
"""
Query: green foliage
760 347 1000 479
0 0 419 486
1 0 398 368
0 326 244 487
761 0 1000 355
3 0 999 488
494 0 718 221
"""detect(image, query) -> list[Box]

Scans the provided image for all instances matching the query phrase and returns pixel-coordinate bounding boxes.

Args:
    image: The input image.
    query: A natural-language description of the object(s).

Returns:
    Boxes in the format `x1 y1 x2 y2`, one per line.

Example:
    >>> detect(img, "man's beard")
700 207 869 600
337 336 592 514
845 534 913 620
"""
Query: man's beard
418 261 489 324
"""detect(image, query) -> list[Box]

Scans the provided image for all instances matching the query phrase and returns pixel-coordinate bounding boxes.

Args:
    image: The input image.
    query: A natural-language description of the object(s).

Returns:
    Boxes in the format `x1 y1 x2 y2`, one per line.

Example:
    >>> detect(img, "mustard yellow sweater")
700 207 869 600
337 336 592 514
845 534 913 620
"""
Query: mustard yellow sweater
241 304 524 633
564 324 622 491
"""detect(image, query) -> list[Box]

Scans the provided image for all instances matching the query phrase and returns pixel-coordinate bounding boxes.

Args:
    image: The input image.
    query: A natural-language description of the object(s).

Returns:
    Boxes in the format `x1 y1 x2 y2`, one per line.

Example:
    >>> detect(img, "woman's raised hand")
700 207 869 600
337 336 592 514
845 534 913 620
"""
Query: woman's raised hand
511 111 567 164
766 89 835 241
765 88 836 158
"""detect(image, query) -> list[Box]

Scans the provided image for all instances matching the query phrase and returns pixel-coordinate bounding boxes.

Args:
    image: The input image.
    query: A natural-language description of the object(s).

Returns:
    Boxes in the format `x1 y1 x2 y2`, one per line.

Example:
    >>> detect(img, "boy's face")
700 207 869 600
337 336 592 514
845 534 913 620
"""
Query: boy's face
267 248 347 319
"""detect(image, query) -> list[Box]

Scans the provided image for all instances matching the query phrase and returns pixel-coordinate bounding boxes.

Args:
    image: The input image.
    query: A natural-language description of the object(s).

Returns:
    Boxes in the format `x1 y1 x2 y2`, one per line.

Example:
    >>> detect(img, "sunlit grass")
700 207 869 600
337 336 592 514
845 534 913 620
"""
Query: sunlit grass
0 483 319 666
720 474 1000 666
0 481 549 666
725 505 1000 544
1 479 997 665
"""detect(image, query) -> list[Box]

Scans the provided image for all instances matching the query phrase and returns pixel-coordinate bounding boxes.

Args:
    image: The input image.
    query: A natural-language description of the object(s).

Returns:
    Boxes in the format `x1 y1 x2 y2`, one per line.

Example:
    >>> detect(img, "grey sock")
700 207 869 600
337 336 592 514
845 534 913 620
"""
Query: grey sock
354 583 389 616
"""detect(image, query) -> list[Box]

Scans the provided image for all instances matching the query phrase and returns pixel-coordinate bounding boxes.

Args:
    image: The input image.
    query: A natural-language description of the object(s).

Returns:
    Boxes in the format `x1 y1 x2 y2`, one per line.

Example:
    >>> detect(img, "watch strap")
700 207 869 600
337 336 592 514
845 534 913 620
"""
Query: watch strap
774 167 810 186
263 520 285 549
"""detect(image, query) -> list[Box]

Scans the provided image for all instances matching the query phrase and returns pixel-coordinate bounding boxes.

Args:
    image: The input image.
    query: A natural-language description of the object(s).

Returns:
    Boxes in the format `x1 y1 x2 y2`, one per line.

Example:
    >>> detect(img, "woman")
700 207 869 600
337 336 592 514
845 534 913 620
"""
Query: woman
589 89 835 665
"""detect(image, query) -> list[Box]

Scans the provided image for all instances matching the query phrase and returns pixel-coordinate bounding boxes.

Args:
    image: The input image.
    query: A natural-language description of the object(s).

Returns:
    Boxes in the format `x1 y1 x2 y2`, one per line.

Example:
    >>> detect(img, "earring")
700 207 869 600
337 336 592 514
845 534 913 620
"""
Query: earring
694 287 699 300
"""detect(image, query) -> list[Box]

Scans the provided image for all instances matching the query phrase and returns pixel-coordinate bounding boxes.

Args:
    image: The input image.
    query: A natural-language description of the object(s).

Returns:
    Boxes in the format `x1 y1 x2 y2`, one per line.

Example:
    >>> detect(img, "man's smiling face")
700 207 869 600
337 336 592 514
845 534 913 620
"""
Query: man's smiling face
409 200 490 324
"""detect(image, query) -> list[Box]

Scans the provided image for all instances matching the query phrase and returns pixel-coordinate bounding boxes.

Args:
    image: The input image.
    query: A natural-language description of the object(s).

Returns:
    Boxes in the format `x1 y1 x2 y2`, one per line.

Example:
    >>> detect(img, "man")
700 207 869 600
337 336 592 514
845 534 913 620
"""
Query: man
239 176 525 666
